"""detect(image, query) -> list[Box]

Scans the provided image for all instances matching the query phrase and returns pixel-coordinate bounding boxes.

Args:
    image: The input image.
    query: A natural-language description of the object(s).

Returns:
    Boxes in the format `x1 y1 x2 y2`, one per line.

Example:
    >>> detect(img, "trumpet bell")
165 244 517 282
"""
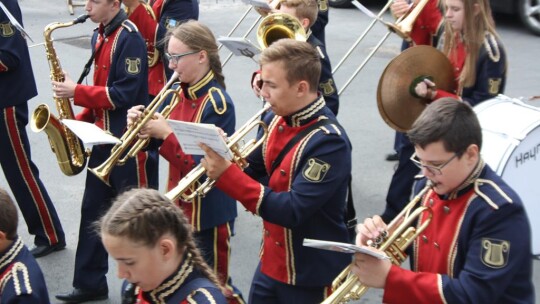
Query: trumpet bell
377 46 456 132
256 13 307 49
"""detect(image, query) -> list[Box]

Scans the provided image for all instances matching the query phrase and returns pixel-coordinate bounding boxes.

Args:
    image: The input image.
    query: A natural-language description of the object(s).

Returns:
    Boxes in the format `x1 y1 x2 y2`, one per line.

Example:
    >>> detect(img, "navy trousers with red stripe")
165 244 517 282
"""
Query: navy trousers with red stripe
0 103 65 247
195 220 245 304
72 146 158 291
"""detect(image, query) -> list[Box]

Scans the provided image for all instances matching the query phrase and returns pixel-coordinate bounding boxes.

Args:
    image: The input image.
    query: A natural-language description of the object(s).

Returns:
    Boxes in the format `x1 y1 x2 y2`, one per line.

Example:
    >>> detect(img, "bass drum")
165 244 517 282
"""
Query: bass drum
474 95 540 255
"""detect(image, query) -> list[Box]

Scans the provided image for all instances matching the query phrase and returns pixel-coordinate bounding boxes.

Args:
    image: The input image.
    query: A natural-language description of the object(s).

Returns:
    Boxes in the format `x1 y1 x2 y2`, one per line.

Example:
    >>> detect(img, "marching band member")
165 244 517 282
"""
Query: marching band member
384 0 444 222
252 0 340 115
52 0 158 302
352 98 534 303
201 39 352 303
311 0 329 45
383 0 507 223
123 0 199 98
126 20 244 304
0 188 50 303
414 0 507 106
0 0 66 259
99 188 227 304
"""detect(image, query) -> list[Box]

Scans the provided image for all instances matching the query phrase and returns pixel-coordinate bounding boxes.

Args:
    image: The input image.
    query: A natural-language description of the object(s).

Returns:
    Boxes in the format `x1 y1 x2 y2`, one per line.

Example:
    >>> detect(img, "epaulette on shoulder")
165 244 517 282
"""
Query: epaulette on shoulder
122 20 138 33
474 178 513 210
318 117 342 136
482 32 501 63
206 87 227 115
3 262 33 296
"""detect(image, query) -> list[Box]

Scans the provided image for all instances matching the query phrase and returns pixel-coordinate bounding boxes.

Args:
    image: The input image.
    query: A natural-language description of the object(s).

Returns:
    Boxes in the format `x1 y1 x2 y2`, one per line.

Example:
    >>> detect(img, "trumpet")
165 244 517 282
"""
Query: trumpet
88 72 181 185
165 102 271 202
323 182 433 304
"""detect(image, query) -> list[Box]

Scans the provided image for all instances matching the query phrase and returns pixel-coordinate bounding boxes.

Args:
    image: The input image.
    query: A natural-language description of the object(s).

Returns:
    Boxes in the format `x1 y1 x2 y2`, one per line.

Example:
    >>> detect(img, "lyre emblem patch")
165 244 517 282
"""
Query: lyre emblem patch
319 79 336 96
302 158 330 182
165 18 179 30
0 22 14 37
481 238 510 269
125 58 141 75
488 78 502 95
318 0 329 12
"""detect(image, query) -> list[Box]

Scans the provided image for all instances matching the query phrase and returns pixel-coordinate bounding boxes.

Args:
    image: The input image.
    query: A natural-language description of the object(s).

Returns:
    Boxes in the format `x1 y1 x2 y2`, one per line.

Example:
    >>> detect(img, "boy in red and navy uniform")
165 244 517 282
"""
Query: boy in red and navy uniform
0 0 66 259
353 99 534 303
0 188 50 303
124 0 199 96
52 0 158 302
201 39 351 303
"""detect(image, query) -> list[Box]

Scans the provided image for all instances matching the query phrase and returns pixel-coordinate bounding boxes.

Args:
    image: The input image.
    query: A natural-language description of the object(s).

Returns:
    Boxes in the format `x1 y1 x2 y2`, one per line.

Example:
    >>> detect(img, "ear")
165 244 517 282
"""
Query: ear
296 80 309 96
473 3 481 16
301 18 311 30
0 231 7 241
159 238 176 260
198 50 208 64
465 144 479 164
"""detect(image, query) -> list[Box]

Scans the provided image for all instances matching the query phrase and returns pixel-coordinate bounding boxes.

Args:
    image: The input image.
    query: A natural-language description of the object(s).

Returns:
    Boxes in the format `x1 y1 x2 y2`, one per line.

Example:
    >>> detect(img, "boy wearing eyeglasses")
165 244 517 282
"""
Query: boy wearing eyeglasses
352 98 534 303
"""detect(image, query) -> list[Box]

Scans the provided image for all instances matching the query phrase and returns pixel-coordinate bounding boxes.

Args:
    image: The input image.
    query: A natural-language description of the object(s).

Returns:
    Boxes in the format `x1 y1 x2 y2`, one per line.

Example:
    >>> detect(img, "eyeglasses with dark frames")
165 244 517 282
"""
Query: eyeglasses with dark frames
410 152 458 175
164 50 199 65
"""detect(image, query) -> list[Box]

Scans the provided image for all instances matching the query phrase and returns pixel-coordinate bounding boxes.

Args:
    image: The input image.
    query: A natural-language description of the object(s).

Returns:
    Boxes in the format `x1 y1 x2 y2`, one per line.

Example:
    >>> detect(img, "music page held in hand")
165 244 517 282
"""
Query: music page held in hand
168 120 233 160
303 239 390 260
62 119 121 145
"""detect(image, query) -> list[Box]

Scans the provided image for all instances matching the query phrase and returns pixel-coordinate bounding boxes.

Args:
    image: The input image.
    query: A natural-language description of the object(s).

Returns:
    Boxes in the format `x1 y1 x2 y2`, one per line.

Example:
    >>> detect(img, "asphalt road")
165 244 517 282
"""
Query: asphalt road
3 0 539 302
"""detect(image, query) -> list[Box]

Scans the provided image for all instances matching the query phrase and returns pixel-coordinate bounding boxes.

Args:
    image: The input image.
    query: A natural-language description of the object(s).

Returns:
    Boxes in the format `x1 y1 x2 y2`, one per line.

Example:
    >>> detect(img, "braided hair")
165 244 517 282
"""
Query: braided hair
167 20 226 89
97 188 223 291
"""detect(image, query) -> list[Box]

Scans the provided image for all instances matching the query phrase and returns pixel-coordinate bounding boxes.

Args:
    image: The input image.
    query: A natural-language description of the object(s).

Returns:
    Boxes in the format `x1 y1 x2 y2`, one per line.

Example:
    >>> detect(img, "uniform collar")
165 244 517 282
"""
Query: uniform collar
445 158 485 200
181 70 215 100
142 253 194 304
0 237 23 273
99 10 127 37
284 95 326 127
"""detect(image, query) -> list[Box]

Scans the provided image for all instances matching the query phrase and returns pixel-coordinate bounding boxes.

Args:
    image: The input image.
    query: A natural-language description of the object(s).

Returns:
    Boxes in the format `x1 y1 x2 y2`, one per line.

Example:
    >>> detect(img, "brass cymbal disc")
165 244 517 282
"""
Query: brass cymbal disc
377 45 456 132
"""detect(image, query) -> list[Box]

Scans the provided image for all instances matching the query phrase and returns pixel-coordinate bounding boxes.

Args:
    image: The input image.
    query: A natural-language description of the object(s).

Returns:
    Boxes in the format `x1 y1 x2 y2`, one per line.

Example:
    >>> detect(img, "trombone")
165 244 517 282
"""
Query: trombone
220 0 281 67
322 182 433 304
165 102 271 202
88 72 181 186
334 0 430 96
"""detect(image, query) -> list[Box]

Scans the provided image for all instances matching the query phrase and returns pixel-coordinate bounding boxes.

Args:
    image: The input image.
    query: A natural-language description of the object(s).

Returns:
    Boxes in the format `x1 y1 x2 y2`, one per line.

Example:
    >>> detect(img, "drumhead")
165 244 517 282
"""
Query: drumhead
475 96 540 255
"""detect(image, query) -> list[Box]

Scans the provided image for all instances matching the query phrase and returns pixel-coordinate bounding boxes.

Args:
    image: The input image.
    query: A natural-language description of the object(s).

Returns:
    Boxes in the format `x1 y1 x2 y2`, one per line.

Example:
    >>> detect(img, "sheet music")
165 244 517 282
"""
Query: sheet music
303 238 390 260
62 119 121 145
218 37 261 57
168 120 233 160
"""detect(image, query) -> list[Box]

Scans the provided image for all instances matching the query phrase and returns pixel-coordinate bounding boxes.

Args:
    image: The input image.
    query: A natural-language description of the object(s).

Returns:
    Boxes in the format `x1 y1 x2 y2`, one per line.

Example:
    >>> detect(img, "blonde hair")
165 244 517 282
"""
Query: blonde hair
260 39 321 92
97 188 223 291
167 20 226 89
442 0 500 89
281 0 319 28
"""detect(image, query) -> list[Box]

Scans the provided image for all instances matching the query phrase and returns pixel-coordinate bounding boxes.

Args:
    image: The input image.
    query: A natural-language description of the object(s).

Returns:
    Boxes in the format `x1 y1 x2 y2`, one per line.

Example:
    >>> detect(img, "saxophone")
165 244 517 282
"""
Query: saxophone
30 14 90 176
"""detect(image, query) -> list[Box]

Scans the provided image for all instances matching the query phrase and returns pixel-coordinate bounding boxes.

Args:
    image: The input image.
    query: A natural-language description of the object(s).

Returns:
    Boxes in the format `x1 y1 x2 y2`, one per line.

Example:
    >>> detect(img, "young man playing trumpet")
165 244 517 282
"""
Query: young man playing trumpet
201 39 352 303
353 98 534 303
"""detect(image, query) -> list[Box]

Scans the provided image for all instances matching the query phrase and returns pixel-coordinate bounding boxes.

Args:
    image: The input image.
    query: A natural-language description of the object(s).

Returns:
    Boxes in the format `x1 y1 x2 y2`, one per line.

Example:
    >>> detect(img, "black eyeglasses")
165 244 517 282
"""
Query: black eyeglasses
410 152 457 175
164 50 199 65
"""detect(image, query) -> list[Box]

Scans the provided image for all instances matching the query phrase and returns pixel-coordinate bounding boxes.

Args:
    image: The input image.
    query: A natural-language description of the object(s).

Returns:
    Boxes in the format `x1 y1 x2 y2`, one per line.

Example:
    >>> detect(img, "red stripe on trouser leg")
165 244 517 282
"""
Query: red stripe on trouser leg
4 107 58 244
215 223 245 304
136 151 148 187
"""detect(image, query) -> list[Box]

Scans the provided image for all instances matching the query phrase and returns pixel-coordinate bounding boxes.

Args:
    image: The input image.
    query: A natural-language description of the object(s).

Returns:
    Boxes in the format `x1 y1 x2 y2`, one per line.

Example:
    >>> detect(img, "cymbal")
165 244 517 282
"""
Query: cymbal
377 45 456 132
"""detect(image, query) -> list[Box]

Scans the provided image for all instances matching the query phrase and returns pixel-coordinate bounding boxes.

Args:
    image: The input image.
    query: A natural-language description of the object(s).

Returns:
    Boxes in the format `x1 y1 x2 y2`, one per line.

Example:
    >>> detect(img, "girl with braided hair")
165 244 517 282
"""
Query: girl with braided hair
126 20 244 304
99 188 227 304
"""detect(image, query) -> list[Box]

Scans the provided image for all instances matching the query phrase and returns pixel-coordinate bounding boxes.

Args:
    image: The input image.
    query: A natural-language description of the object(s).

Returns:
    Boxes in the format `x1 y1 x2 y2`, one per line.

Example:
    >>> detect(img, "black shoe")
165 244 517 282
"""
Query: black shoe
29 242 66 258
385 152 399 161
56 287 108 303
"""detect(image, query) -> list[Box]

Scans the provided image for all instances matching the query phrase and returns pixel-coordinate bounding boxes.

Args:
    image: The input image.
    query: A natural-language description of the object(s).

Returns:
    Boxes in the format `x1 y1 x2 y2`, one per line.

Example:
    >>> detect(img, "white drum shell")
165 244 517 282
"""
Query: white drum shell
474 95 540 255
